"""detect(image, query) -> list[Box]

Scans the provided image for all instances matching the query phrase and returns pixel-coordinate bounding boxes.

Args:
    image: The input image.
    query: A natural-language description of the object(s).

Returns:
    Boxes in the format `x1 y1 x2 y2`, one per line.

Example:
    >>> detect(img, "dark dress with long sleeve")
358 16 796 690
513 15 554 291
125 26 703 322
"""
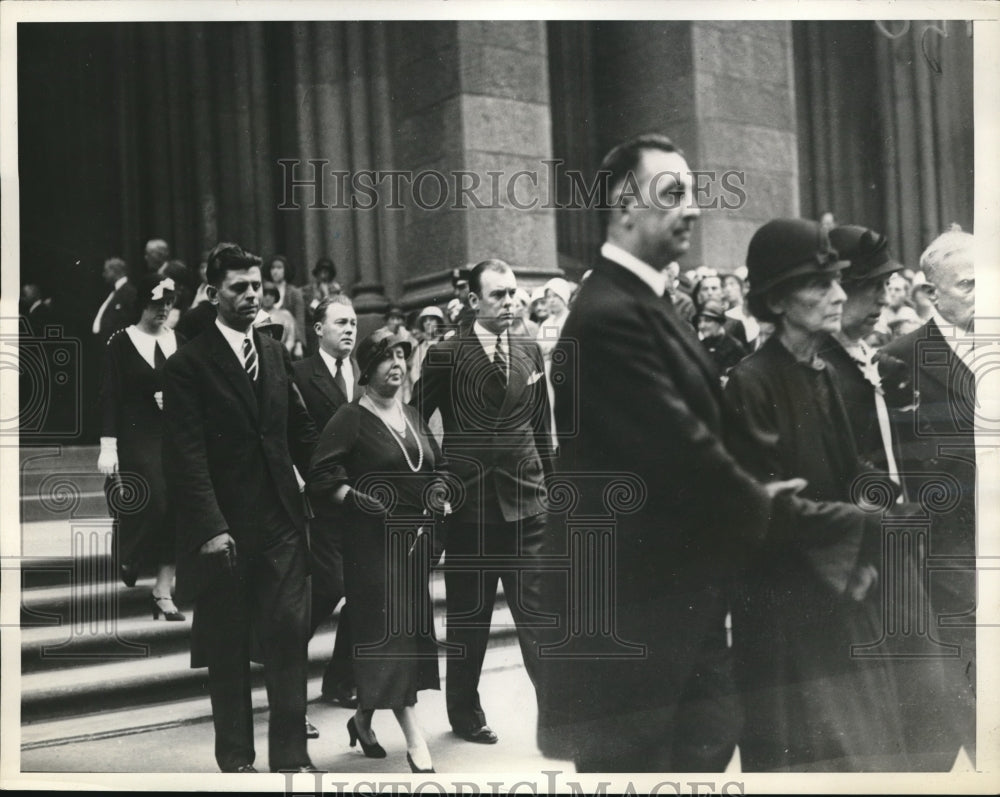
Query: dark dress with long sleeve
724 336 908 771
100 327 183 567
309 401 442 709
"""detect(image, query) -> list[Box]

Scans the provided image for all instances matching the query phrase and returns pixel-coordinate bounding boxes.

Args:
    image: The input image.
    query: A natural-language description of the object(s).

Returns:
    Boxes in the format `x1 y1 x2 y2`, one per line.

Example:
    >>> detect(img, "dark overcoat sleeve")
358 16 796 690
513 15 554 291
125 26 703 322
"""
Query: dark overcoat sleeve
162 349 229 553
560 295 773 546
282 343 318 474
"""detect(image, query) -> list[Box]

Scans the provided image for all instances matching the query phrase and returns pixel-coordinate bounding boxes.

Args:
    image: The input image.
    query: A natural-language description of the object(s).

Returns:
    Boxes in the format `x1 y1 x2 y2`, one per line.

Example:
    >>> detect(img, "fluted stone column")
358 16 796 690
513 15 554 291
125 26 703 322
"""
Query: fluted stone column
388 21 562 309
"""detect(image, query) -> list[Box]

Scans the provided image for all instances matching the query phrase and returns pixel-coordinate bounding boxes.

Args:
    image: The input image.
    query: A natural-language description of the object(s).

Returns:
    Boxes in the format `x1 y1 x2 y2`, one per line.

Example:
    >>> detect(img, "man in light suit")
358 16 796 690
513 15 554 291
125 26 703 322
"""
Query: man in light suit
883 227 977 768
535 133 803 772
293 294 362 713
412 258 555 745
163 242 319 773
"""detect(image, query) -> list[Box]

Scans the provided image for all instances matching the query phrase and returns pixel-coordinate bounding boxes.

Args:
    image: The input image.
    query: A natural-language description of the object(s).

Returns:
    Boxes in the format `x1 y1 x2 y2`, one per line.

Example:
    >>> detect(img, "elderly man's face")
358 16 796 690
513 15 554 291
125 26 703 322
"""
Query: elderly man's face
623 148 700 268
932 251 975 330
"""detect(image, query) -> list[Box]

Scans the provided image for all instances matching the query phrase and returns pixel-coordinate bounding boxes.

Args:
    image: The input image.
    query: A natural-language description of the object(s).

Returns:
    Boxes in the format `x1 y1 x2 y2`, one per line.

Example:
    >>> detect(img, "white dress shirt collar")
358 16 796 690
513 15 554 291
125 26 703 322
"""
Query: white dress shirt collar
215 317 255 362
473 321 510 380
601 241 668 297
473 321 508 355
318 347 354 400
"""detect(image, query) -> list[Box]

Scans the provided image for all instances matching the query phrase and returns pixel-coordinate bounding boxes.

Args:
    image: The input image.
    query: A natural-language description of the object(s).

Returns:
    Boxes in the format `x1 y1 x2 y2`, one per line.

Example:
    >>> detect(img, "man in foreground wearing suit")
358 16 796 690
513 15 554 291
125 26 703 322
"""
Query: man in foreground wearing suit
293 294 362 714
883 227 977 768
163 242 319 773
412 259 554 745
535 133 803 772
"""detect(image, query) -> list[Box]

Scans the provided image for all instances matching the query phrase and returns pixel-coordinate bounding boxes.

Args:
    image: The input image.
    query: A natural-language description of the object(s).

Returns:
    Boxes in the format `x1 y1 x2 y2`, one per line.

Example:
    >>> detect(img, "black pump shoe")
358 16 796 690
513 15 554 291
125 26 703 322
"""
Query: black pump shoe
347 716 386 758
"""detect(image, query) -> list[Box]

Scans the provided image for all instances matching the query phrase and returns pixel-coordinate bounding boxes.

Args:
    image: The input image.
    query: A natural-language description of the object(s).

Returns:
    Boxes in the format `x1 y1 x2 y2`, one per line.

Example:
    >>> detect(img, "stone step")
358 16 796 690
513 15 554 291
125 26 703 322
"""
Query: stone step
20 605 521 724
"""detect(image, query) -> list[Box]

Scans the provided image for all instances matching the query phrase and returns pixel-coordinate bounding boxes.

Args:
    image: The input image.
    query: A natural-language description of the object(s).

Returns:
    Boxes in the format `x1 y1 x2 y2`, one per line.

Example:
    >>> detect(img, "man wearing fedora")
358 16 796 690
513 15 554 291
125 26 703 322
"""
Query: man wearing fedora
535 133 804 772
411 258 554 746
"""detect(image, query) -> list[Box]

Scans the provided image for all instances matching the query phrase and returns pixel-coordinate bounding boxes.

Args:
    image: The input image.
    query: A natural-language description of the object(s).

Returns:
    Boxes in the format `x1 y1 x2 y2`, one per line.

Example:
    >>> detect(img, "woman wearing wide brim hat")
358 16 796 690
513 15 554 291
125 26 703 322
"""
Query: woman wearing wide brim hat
308 328 449 773
723 217 911 771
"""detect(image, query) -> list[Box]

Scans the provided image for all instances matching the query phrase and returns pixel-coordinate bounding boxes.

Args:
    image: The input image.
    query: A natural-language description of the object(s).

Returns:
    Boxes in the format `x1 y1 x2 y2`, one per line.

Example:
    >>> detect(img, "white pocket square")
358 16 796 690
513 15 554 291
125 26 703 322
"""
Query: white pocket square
527 371 544 385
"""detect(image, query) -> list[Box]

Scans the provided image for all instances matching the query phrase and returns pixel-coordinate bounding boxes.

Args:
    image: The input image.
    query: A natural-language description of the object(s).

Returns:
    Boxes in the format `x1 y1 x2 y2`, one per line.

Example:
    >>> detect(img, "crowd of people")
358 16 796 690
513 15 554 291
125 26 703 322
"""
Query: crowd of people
72 130 978 775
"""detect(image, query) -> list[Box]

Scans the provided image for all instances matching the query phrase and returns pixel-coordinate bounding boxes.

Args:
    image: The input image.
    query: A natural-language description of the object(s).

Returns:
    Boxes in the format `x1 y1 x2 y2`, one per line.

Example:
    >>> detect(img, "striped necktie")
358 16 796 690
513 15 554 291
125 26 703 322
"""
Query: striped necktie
242 336 258 382
493 334 507 384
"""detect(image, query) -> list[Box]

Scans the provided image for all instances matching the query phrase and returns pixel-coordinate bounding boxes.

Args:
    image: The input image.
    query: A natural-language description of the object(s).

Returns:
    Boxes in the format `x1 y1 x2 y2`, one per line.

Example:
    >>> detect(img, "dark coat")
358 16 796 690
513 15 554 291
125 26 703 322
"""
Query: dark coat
292 351 364 592
162 323 317 602
724 337 906 770
292 352 364 435
883 319 976 616
535 256 775 767
96 281 137 342
410 328 554 523
174 300 217 342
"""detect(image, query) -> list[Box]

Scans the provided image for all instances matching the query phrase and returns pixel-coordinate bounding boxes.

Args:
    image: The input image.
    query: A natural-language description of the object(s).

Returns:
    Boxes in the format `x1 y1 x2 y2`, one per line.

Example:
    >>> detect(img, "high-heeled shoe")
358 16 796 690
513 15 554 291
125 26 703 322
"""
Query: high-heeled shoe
347 716 386 758
407 752 435 773
152 593 185 621
119 561 139 588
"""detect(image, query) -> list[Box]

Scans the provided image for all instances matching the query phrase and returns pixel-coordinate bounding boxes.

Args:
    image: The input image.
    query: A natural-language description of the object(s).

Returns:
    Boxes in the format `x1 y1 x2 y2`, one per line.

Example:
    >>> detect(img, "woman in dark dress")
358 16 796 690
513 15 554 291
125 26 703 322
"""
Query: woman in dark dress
724 218 909 771
309 329 447 774
97 273 185 621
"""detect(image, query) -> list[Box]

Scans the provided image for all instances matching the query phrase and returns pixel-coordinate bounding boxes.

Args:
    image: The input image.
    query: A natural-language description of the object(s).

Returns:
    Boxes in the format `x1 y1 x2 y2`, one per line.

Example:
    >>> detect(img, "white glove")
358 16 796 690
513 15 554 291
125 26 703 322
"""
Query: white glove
97 437 119 475
153 391 163 410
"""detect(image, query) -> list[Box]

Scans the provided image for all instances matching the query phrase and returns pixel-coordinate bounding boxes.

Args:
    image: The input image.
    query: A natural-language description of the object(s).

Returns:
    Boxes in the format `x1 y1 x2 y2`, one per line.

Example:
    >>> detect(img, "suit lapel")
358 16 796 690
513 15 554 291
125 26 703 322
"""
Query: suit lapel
497 338 534 421
597 257 724 400
916 320 974 395
310 353 347 407
208 325 259 424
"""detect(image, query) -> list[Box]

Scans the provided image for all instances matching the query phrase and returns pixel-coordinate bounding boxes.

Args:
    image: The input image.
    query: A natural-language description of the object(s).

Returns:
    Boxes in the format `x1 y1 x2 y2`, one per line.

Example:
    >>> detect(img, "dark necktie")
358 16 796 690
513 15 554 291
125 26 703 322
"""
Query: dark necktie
493 334 507 384
153 341 166 369
242 337 258 382
334 357 348 397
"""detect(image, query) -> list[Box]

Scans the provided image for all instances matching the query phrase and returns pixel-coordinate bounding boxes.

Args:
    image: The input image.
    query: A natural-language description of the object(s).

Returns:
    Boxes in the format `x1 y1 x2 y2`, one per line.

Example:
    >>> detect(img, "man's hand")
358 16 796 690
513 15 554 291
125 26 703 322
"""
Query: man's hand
200 532 237 571
763 477 808 499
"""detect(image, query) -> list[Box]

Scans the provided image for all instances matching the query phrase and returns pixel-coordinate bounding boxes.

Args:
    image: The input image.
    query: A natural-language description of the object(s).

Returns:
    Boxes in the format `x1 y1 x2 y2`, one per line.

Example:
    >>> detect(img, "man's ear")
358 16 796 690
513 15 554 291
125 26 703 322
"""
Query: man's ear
468 292 480 312
207 285 219 305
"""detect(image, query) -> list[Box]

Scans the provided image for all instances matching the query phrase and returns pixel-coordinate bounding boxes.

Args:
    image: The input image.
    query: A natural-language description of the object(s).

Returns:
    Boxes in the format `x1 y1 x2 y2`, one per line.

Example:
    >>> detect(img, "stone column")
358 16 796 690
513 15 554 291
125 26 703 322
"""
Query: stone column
592 21 799 272
387 21 562 309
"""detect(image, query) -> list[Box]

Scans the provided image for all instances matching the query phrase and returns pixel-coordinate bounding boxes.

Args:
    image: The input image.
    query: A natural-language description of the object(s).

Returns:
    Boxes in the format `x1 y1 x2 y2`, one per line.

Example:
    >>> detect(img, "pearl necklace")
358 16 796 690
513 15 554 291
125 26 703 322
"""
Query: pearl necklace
361 396 424 472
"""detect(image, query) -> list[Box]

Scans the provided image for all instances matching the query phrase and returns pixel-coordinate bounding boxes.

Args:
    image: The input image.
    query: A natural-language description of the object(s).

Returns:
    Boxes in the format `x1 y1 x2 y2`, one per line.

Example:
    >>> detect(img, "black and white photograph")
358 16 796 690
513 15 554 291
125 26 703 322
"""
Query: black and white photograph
2 1 998 792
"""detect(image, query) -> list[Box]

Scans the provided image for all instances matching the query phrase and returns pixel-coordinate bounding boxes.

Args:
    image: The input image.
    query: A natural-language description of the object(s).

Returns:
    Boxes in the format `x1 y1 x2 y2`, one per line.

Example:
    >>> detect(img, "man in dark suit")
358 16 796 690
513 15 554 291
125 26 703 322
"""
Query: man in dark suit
293 294 362 712
883 227 977 768
535 133 804 772
91 257 137 343
412 258 555 745
162 242 319 773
